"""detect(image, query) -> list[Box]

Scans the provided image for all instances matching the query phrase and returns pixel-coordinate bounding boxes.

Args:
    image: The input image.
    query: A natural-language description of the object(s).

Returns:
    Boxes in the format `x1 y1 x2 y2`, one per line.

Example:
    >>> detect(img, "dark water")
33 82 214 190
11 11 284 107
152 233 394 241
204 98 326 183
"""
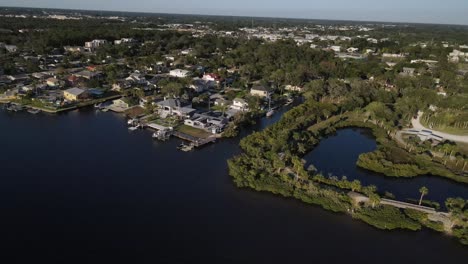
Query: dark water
0 109 467 263
304 128 468 205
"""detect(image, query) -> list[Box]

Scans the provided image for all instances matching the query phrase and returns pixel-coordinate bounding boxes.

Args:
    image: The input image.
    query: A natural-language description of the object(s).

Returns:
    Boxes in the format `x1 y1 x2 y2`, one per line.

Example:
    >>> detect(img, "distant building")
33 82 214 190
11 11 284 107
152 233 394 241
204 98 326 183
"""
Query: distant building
284 85 304 92
64 88 87 101
84 39 107 51
114 38 136 45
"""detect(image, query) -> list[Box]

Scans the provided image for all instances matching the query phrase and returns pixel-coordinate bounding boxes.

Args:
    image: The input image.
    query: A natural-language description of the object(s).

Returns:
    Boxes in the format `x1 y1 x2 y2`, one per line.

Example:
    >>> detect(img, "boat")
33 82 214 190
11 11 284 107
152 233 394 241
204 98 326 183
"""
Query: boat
266 109 275 117
101 108 109 112
127 119 138 126
181 144 194 152
266 94 274 117
94 103 102 108
285 98 294 106
27 109 40 114
128 125 140 131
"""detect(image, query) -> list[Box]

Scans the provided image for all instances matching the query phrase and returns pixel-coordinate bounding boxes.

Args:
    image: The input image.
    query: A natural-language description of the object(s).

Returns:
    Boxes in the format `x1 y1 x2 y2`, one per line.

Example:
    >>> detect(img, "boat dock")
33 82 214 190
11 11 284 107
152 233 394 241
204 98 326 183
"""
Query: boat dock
172 131 216 147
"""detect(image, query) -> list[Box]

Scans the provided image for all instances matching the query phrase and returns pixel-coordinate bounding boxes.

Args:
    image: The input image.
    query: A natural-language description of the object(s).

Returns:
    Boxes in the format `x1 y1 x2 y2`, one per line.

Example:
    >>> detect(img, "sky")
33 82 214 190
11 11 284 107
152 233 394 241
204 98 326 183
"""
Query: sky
1 0 468 25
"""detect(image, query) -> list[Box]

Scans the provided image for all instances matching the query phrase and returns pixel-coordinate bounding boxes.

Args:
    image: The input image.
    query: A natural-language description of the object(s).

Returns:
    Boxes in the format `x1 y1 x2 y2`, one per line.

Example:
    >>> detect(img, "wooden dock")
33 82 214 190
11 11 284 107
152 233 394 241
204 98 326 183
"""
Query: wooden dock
172 131 216 147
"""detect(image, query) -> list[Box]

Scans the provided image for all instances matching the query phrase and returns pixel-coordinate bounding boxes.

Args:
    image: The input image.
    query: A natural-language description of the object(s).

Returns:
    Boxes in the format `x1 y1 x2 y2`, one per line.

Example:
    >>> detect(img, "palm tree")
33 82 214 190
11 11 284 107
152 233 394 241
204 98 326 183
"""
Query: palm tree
418 186 429 206
369 193 381 208
351 180 361 192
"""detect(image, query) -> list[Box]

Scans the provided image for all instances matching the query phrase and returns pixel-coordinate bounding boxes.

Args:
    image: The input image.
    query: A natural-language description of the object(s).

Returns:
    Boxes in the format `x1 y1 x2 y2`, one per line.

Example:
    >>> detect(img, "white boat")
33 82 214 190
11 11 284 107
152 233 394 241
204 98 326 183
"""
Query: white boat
128 125 140 131
266 109 275 117
285 98 294 105
266 94 274 117
127 119 136 125
27 109 40 114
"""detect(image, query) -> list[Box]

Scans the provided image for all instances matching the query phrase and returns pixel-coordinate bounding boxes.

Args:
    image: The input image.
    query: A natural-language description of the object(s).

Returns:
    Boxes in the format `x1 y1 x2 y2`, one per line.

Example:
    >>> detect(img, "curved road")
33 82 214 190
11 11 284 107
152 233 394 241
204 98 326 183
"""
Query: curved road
411 111 468 143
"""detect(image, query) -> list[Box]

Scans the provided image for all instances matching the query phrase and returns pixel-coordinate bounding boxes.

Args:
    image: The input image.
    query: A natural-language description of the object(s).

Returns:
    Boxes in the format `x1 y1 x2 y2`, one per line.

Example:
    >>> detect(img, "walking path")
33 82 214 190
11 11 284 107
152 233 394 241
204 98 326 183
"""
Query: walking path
411 111 468 143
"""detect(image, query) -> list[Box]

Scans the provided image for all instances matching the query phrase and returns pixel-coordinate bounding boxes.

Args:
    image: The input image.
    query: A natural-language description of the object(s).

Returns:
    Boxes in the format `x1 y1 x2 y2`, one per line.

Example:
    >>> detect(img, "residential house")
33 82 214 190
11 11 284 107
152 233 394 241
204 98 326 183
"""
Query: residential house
64 46 84 53
214 98 230 107
184 113 228 134
46 77 60 87
203 73 221 83
112 99 130 109
231 98 249 111
169 69 190 78
401 67 416 77
5 45 18 53
84 39 107 51
155 98 196 118
73 70 101 80
189 79 208 93
126 72 147 84
114 38 136 45
250 86 272 98
64 88 87 101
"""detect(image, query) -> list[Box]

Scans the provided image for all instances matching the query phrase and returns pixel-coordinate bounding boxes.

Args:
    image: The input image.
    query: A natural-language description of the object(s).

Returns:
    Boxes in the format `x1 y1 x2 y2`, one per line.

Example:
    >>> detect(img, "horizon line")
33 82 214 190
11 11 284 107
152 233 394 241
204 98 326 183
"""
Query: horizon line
1 5 468 27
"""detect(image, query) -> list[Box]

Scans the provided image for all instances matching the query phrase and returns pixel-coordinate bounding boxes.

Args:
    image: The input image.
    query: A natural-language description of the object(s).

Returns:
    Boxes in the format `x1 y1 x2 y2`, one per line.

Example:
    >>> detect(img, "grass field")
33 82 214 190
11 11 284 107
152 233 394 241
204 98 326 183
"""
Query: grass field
177 124 211 139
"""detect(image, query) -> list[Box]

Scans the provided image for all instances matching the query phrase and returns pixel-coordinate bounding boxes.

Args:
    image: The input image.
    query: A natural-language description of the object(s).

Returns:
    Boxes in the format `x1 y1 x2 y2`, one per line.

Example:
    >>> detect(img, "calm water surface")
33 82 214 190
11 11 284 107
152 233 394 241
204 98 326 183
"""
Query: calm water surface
0 108 466 263
304 128 468 205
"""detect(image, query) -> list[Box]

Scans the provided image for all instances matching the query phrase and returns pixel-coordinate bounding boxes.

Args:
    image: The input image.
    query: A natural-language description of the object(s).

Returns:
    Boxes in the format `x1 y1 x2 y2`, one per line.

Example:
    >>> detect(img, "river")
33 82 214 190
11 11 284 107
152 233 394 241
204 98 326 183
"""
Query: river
0 108 467 263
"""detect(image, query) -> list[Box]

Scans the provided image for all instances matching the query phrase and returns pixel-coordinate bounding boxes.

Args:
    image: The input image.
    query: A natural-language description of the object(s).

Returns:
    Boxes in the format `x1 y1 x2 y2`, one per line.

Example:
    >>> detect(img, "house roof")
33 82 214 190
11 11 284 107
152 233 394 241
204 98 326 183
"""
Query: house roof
234 98 247 104
251 86 271 92
65 87 85 96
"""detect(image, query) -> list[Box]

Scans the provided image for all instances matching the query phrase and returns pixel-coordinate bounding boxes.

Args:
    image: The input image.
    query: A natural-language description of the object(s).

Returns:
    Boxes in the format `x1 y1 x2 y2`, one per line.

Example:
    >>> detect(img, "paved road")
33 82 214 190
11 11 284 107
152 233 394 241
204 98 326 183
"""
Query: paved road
411 111 468 143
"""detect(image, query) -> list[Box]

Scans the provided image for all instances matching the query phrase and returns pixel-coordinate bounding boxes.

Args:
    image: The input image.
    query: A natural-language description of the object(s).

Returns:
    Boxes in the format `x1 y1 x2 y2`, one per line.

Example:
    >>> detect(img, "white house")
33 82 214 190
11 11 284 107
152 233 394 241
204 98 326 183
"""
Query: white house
250 86 272 98
330 46 341 52
231 98 249 111
114 38 136 45
169 69 190 78
84 39 107 51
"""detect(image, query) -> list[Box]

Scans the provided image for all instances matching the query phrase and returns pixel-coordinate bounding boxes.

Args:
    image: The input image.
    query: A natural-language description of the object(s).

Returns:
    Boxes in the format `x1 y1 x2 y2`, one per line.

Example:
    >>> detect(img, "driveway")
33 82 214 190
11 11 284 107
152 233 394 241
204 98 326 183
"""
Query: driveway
411 111 468 143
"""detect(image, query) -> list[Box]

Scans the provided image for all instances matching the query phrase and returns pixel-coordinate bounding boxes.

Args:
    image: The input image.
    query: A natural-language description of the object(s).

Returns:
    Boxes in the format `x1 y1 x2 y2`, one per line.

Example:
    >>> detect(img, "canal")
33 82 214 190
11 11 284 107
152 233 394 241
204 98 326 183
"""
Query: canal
0 108 466 263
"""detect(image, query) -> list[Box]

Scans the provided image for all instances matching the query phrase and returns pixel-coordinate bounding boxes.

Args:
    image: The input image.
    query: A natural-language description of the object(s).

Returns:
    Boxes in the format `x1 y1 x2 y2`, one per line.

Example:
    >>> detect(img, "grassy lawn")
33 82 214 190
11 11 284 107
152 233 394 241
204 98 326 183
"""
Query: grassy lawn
177 124 211 139
421 112 468 136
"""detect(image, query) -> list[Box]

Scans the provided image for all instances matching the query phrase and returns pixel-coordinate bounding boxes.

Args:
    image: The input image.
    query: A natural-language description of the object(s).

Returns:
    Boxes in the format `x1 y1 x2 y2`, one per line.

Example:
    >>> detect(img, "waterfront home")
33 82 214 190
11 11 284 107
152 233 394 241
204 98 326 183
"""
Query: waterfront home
250 86 272 98
112 99 130 109
231 98 249 112
169 69 190 78
112 80 132 92
64 87 87 101
184 112 228 134
155 98 196 118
